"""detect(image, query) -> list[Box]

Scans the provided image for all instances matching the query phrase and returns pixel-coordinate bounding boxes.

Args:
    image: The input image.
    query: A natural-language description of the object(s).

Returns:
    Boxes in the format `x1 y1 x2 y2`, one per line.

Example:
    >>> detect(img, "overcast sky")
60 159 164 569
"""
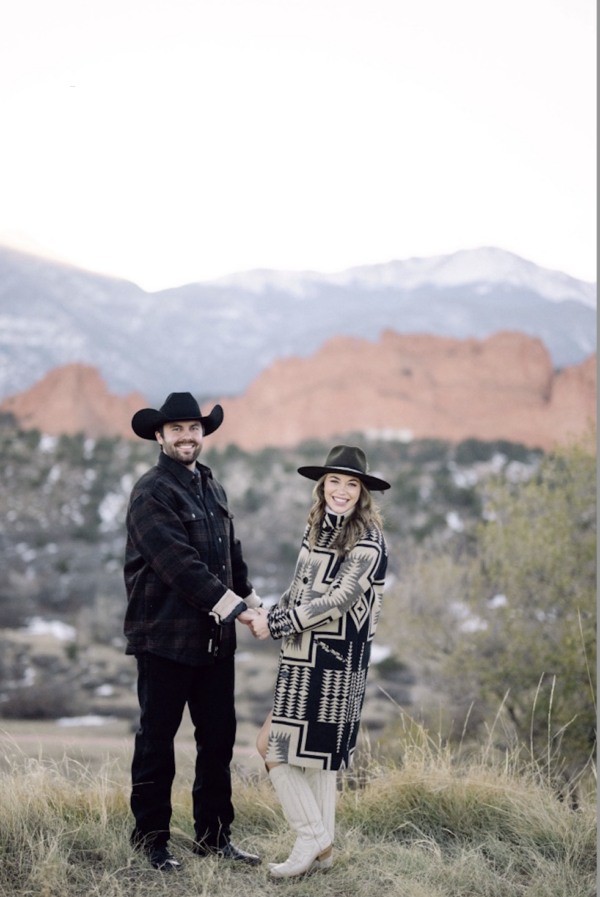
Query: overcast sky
0 0 596 291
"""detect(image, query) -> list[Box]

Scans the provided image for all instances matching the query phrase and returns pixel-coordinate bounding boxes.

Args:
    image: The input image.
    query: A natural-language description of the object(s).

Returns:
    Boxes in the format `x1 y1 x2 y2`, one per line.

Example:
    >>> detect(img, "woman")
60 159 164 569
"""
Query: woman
248 444 390 878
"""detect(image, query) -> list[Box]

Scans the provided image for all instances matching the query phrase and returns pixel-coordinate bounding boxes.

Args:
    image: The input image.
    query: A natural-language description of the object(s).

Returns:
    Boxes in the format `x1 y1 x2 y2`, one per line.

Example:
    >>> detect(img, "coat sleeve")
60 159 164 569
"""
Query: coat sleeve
268 531 386 638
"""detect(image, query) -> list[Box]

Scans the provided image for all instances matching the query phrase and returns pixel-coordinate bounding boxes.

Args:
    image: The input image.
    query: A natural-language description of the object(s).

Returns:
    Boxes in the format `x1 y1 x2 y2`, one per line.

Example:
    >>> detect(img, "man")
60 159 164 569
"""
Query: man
124 392 261 871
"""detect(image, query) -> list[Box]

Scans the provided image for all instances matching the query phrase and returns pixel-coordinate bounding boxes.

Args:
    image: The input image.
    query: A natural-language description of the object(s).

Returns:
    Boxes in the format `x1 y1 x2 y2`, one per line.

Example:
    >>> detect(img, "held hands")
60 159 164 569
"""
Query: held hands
236 606 271 639
237 608 259 625
248 607 271 640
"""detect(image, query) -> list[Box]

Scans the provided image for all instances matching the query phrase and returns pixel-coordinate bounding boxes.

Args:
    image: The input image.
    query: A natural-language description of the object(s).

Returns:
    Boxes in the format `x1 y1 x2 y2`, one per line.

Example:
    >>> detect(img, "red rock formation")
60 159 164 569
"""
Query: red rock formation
208 331 596 452
0 333 595 451
0 363 146 440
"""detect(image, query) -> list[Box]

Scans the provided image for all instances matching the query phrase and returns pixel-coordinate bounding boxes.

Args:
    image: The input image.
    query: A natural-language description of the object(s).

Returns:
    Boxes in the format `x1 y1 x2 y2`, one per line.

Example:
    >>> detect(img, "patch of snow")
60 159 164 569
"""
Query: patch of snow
39 435 57 452
16 543 37 562
20 617 76 641
99 491 127 531
60 503 84 526
365 428 414 443
212 268 322 297
371 644 392 664
210 248 596 307
120 473 135 492
505 460 539 483
450 466 478 487
46 464 61 485
14 666 36 687
451 601 487 633
56 715 117 727
446 511 464 532
460 616 488 633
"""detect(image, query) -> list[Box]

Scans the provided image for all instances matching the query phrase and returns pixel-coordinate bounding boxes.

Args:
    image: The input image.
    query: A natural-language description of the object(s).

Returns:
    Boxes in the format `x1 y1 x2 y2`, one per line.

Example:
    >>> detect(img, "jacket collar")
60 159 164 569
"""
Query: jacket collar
157 452 212 487
323 509 351 530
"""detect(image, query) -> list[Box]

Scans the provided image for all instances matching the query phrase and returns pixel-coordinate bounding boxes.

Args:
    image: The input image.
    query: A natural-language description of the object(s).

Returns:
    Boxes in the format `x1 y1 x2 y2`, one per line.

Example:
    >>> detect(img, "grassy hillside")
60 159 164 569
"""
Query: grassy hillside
0 724 595 897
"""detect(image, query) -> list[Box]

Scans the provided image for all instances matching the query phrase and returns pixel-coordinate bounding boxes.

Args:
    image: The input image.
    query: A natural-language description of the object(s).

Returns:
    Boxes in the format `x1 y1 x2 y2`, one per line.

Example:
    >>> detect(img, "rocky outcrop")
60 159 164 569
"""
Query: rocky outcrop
208 331 596 452
0 363 146 440
0 333 595 451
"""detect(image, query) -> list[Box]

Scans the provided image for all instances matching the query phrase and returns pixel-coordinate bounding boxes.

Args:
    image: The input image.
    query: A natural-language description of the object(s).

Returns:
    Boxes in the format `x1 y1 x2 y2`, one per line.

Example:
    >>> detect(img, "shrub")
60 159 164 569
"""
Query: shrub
0 680 85 720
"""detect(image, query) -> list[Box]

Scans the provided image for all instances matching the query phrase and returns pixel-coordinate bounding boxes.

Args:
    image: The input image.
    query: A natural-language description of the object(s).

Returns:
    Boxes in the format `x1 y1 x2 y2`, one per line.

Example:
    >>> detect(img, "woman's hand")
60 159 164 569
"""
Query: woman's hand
249 607 271 640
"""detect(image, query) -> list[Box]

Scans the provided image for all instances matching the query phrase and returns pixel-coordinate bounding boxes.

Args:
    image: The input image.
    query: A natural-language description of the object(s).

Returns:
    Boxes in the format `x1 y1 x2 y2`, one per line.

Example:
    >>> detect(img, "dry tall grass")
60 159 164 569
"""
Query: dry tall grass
0 726 595 897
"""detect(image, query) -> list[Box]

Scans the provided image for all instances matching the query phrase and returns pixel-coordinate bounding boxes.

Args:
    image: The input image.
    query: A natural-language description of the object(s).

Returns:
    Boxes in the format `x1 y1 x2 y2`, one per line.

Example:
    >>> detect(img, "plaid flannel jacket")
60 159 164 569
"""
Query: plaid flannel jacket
123 452 253 665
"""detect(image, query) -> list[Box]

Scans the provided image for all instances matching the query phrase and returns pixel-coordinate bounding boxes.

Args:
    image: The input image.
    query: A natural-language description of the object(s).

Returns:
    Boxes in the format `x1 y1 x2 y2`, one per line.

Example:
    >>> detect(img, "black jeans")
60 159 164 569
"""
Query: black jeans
130 652 236 849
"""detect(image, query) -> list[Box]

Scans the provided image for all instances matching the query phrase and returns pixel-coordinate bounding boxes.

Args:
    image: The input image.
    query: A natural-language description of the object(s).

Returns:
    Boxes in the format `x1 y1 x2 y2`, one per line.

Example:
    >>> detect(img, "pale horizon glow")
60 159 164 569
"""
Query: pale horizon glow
1 0 596 291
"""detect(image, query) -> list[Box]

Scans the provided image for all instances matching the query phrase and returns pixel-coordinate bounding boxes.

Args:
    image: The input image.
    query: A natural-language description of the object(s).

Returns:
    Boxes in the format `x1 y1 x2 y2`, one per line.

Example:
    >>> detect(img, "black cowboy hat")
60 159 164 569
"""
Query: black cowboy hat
298 444 391 492
131 392 224 441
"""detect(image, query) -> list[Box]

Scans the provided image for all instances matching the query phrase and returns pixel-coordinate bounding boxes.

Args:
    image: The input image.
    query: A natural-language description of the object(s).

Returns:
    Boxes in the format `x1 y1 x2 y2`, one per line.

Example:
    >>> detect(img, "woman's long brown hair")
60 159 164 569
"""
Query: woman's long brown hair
306 475 384 554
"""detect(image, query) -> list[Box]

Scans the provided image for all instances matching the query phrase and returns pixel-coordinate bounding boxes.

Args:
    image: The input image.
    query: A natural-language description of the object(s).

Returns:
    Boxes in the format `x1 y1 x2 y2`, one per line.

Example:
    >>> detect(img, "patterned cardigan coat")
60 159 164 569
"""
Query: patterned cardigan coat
264 511 387 771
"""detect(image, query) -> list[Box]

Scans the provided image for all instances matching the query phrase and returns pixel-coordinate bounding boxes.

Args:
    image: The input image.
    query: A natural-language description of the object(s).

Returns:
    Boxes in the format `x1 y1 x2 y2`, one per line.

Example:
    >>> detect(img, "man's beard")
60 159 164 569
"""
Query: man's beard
163 440 202 466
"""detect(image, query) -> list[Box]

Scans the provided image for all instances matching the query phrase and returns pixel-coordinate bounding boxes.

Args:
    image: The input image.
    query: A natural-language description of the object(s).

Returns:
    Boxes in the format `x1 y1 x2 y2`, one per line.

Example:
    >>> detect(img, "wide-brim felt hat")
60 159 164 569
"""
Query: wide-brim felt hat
131 392 224 440
298 444 391 492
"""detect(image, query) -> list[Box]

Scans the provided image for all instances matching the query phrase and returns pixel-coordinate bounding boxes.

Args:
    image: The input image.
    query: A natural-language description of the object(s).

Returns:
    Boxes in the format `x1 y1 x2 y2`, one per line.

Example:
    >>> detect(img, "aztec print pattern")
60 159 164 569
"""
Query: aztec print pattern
318 642 368 753
265 512 387 770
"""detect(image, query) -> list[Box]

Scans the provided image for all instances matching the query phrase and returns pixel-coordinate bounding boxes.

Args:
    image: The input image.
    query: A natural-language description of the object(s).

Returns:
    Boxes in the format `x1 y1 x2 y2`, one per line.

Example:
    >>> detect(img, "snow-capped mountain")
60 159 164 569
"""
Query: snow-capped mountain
213 247 597 307
0 244 595 404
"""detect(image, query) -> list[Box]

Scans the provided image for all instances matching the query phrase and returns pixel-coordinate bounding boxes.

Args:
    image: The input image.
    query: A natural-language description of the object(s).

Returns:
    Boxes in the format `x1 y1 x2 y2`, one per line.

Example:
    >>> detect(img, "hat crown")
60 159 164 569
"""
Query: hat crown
324 445 369 476
160 392 202 421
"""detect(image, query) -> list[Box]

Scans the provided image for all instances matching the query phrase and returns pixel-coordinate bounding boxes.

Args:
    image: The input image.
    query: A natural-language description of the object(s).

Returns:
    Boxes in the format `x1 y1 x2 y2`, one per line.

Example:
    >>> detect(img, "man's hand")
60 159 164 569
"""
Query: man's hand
237 608 258 625
248 607 271 640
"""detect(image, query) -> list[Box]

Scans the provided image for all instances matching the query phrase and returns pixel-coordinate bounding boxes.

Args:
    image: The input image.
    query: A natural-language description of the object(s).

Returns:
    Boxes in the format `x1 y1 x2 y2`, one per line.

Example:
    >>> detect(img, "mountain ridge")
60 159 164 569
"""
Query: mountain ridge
211 247 597 307
1 332 595 453
206 330 596 453
0 244 595 404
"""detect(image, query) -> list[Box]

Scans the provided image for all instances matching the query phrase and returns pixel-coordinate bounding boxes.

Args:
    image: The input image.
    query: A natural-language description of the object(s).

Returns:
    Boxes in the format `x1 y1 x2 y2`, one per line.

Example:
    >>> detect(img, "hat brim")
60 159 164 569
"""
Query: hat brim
297 464 390 492
132 404 224 440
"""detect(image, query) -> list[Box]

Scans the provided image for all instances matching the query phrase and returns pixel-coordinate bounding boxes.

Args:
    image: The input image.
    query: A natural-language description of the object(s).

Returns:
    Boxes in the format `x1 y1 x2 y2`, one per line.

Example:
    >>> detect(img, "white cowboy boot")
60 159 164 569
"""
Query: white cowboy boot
268 764 332 878
305 768 337 870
